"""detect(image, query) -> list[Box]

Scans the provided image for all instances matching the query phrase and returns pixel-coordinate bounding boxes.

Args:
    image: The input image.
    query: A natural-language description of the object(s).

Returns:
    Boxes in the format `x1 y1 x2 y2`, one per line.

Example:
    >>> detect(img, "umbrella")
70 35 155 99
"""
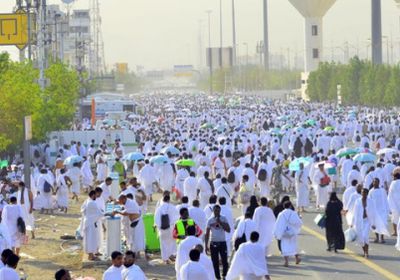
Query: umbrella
281 124 293 130
200 123 213 129
336 147 358 158
123 152 144 161
377 148 397 155
214 124 226 132
64 155 84 166
356 147 374 154
235 124 246 131
353 153 377 163
314 161 336 169
305 119 316 126
324 126 335 132
269 128 281 134
150 155 169 164
161 146 180 156
176 159 196 167
289 157 312 171
0 160 8 169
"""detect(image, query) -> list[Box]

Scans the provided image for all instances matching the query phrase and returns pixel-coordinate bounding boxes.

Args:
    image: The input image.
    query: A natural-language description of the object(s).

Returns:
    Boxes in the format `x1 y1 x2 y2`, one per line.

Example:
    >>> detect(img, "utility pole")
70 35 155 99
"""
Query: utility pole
232 0 236 65
263 0 269 70
23 116 32 193
371 0 382 64
37 0 47 89
26 0 32 60
206 10 213 95
219 0 223 68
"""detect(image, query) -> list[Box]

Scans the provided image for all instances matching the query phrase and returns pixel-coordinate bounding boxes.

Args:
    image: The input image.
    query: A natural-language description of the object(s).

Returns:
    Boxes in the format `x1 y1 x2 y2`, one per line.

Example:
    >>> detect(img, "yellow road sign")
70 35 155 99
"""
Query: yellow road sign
116 63 128 74
0 10 29 50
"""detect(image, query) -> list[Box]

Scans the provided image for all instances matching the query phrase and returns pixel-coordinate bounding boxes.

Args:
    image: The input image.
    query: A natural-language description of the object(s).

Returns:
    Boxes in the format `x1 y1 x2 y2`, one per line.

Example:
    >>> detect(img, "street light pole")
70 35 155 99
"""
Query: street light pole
263 0 269 71
219 0 223 68
232 0 236 66
206 10 213 95
26 0 32 60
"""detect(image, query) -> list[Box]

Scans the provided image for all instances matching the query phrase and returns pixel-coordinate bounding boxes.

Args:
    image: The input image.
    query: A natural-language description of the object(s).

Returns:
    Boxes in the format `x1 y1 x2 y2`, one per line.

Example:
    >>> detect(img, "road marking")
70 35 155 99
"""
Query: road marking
302 225 400 280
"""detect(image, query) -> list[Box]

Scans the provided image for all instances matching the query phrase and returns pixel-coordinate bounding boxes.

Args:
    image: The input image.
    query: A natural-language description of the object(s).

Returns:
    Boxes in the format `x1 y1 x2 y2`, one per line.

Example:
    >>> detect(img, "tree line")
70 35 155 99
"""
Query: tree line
0 53 80 152
198 66 300 93
307 57 400 106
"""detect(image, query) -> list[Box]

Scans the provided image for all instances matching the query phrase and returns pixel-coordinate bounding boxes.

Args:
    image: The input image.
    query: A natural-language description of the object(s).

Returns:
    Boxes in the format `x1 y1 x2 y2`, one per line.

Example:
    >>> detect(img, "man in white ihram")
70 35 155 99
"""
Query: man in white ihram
154 194 179 264
388 172 400 236
138 160 158 201
113 195 140 252
121 250 147 280
175 225 202 280
180 249 210 280
273 200 302 267
226 231 271 280
81 190 103 261
103 251 123 280
253 197 276 256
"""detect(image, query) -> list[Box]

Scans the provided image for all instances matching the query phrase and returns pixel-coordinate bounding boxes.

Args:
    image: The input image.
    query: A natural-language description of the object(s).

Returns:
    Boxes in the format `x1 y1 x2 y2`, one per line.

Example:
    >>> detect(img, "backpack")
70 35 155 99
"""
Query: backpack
258 169 267 181
160 213 170 230
225 149 232 158
43 180 52 193
34 149 40 159
320 174 331 187
355 135 361 142
227 171 235 184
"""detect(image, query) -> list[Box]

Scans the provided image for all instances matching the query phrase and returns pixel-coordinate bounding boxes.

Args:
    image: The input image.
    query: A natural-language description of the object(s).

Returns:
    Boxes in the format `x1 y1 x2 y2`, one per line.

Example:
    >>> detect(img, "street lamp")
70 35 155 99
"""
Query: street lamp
26 0 32 60
219 0 223 68
206 10 213 94
232 0 236 66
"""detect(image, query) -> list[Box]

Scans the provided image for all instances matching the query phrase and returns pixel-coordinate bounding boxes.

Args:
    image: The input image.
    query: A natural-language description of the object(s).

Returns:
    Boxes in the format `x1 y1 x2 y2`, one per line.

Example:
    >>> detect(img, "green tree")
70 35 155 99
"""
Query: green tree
37 62 80 136
0 61 43 151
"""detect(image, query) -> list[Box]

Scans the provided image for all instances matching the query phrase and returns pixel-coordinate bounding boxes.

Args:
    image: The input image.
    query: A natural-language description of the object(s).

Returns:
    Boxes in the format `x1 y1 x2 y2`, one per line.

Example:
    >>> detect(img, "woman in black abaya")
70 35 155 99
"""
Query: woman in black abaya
325 192 345 252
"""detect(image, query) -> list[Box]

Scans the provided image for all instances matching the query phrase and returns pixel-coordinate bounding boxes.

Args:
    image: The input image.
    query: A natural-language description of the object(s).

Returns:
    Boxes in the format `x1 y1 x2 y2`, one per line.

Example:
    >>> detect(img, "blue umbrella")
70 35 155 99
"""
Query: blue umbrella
356 147 374 154
150 155 169 164
235 124 246 131
64 155 84 166
353 153 377 163
289 157 313 171
123 152 144 161
161 146 180 156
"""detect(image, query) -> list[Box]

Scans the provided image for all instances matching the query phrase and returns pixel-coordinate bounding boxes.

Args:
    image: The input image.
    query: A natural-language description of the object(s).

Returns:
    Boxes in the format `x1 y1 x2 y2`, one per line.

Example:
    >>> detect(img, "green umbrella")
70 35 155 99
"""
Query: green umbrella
0 160 8 169
176 159 196 167
336 148 358 158
324 126 335 132
200 123 213 129
305 119 316 126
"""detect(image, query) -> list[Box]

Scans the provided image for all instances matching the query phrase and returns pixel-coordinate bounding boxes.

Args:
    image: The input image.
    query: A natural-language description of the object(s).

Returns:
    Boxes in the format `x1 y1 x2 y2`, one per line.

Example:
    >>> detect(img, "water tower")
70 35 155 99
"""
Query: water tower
288 0 337 99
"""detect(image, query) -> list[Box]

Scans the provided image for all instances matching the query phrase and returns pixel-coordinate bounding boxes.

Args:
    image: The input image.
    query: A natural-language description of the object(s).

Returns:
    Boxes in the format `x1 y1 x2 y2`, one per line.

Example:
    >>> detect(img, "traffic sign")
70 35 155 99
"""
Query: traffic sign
24 115 32 141
0 10 30 50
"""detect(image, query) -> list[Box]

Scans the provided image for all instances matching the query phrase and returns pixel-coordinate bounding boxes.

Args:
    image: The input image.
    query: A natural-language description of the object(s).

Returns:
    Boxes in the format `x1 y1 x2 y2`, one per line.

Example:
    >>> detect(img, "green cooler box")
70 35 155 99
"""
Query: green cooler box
143 213 160 253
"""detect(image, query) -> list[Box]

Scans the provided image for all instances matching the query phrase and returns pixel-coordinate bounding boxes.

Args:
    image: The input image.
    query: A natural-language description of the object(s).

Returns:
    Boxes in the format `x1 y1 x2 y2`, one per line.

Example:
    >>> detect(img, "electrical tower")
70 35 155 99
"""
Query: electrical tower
89 0 105 77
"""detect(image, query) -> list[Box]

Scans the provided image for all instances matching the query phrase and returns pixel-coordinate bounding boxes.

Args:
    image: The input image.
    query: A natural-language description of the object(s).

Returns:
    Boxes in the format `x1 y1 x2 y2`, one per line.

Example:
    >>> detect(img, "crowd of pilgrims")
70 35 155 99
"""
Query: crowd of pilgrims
0 93 400 279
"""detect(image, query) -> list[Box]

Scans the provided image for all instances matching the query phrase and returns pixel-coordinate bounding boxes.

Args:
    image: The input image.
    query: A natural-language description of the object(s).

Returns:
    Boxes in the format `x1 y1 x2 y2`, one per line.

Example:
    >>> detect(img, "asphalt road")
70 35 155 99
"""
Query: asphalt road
143 192 400 280
265 204 400 280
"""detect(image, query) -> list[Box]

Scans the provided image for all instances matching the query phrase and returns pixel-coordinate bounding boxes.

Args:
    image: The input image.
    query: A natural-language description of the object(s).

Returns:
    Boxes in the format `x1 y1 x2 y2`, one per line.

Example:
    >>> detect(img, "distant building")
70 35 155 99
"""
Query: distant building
65 9 91 73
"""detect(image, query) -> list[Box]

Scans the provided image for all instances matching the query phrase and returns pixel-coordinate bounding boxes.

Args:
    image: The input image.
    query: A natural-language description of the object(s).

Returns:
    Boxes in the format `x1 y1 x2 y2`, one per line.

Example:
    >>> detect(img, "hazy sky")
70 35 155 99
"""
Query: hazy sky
1 0 400 70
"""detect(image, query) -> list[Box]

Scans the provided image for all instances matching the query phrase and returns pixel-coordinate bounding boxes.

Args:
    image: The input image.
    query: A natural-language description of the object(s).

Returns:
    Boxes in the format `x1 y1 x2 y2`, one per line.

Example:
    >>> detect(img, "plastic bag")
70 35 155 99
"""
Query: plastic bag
344 227 357 242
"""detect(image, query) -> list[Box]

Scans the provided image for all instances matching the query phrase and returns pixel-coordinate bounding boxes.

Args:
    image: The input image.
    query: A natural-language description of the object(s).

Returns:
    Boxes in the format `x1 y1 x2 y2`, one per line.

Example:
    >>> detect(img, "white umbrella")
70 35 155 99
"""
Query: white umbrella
377 148 397 155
